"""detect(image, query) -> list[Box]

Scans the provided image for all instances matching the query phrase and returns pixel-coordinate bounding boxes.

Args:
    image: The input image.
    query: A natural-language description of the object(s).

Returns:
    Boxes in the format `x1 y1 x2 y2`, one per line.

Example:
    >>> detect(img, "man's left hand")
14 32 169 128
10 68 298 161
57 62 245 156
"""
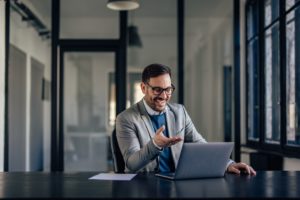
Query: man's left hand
227 162 256 175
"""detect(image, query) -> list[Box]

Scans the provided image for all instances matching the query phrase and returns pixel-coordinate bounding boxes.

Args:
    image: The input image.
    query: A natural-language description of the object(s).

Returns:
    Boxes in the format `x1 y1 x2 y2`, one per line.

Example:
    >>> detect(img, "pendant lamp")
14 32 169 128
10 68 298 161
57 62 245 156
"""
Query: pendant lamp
128 25 142 47
107 0 139 11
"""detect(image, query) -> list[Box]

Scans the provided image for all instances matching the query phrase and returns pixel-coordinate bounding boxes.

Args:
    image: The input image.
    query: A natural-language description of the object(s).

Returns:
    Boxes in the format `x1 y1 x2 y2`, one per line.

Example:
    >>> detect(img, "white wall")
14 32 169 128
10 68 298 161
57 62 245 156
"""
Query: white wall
0 0 5 172
10 10 51 171
60 18 119 39
185 17 233 142
128 17 178 102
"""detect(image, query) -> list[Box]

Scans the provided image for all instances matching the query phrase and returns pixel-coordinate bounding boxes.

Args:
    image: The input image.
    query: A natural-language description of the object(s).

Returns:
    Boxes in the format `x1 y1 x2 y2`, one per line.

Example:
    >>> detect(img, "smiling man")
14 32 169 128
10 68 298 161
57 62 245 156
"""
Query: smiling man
116 63 256 175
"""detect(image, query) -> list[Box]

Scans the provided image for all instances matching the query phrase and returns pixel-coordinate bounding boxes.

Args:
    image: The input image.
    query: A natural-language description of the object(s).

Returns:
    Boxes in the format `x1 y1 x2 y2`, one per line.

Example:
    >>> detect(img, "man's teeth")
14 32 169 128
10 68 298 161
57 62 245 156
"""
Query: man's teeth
156 99 165 103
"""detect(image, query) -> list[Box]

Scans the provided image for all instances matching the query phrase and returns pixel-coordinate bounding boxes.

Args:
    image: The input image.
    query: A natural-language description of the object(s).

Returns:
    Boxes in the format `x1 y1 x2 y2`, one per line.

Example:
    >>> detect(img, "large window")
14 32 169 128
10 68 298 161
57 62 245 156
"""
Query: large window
264 0 280 143
286 3 300 145
246 0 300 155
247 0 260 141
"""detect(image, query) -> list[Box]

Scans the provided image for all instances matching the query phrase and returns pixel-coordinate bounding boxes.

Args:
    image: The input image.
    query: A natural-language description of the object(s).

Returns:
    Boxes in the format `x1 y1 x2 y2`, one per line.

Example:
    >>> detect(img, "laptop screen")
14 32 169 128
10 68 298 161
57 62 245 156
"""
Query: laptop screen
156 142 234 180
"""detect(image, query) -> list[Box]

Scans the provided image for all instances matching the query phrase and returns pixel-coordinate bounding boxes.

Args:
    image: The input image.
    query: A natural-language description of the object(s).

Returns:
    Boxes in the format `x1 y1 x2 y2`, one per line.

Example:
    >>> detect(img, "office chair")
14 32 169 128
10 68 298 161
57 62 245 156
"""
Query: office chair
110 128 125 173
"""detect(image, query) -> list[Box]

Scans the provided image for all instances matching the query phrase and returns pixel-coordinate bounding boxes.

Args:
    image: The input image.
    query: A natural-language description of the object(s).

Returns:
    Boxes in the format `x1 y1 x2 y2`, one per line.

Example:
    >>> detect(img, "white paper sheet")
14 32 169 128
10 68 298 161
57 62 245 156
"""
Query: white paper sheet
89 173 137 181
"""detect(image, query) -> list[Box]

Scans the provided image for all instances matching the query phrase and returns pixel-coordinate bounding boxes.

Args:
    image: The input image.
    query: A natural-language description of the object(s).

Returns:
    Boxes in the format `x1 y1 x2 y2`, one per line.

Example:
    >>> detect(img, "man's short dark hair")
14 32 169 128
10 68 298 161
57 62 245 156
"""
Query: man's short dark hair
142 63 172 83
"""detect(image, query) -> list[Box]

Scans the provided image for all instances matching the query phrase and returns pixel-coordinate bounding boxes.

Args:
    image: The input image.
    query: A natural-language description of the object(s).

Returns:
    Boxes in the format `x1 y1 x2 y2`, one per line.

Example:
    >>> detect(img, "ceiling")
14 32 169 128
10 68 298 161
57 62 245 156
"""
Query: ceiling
27 0 233 19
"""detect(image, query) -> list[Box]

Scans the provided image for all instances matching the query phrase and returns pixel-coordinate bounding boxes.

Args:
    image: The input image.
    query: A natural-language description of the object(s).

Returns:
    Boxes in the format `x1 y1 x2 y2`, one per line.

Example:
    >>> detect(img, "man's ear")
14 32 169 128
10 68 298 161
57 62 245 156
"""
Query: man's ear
141 82 146 94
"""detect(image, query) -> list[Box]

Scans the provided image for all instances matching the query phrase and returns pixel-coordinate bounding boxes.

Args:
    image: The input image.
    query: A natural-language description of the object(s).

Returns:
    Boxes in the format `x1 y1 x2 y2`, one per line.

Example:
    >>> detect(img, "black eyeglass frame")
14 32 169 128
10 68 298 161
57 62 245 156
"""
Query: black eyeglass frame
145 82 176 96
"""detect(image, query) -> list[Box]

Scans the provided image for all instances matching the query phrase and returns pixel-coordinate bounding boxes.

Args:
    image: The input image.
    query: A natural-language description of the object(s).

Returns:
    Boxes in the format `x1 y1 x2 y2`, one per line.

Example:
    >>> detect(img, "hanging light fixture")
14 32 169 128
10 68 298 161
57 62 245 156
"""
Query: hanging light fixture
128 25 142 47
128 11 142 48
107 0 139 11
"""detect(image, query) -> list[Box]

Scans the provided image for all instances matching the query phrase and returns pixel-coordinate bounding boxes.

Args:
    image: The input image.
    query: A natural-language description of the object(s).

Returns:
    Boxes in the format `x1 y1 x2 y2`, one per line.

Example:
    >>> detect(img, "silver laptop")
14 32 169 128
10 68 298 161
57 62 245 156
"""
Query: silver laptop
155 142 234 180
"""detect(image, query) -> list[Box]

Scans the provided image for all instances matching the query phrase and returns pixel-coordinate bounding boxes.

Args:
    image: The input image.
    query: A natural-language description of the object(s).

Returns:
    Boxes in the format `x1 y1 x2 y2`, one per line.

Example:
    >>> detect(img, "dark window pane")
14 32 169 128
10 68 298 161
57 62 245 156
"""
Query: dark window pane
286 0 300 11
264 23 280 143
247 0 259 40
265 0 279 27
286 6 300 145
247 38 260 141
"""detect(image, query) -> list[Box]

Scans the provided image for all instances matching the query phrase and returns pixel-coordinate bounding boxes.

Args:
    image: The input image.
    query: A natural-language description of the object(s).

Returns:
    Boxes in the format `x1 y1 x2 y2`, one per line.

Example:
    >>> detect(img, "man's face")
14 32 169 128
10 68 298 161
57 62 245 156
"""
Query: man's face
141 74 173 112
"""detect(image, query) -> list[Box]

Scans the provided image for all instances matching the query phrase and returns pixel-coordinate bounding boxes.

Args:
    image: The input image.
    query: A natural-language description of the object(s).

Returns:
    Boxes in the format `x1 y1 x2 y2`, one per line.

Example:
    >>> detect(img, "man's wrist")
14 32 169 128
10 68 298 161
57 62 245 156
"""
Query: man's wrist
152 139 163 151
226 160 235 171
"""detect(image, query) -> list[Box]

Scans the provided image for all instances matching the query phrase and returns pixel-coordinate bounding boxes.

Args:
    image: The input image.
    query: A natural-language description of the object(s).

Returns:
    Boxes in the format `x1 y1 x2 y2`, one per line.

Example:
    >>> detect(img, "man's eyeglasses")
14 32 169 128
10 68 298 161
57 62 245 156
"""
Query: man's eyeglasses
145 83 175 95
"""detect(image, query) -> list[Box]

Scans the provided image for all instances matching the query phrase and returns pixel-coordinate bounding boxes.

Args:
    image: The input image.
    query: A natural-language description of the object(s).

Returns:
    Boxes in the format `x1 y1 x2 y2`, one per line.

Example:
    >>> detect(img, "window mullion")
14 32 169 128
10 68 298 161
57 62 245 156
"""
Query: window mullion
280 0 287 149
259 0 265 146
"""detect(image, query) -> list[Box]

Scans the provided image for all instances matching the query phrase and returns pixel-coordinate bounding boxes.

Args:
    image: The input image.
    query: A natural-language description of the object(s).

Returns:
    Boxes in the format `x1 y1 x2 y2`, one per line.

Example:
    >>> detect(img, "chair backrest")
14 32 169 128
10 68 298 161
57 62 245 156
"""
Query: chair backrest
110 129 125 173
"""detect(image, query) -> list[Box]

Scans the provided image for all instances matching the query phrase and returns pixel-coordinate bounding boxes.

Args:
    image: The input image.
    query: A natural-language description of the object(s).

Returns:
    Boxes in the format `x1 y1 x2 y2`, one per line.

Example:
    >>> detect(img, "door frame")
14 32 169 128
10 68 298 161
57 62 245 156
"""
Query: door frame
57 42 123 171
51 1 127 171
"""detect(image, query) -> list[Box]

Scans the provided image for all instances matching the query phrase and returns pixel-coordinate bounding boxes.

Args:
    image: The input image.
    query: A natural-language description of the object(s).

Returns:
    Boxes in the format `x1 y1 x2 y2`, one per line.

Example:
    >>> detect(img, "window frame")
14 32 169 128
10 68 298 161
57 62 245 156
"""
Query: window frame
245 0 300 158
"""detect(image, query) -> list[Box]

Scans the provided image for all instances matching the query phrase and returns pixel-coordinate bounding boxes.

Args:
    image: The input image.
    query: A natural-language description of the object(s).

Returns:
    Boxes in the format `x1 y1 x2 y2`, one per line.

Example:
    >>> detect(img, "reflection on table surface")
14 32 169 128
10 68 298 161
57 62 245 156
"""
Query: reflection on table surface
0 171 299 198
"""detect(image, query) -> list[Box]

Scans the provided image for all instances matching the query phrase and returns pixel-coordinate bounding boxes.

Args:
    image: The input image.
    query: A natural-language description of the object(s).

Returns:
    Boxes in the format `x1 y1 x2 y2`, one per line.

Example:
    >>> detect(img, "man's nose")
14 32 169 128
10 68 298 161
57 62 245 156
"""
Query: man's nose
158 90 168 98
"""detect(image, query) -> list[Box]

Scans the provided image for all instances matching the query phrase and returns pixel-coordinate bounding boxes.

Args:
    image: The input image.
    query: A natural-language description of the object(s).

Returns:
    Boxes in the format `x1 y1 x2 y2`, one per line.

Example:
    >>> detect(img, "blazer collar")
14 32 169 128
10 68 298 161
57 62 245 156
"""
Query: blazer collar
137 99 149 116
142 98 168 115
137 100 155 138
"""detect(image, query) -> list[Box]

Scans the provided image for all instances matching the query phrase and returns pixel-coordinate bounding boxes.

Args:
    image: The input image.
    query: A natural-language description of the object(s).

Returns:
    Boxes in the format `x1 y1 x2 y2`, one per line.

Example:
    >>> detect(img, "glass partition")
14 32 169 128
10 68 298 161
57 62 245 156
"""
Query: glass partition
60 0 119 39
127 0 178 107
64 52 115 171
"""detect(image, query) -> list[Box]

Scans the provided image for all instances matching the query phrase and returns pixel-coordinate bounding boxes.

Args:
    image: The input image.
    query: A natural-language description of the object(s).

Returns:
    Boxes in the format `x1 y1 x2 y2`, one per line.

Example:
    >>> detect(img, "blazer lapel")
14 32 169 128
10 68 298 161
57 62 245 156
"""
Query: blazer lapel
137 100 155 138
166 105 181 167
137 100 177 139
137 100 181 167
166 106 176 137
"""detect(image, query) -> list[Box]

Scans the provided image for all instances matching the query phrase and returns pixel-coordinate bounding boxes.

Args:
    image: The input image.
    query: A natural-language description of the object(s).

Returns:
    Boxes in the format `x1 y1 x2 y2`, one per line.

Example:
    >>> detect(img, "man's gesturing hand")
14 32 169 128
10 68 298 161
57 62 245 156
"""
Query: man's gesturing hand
153 125 182 148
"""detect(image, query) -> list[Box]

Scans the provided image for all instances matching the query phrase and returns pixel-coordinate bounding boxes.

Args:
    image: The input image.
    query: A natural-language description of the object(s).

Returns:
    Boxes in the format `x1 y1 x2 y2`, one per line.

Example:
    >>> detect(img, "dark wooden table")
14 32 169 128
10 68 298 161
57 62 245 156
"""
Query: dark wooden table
0 171 299 198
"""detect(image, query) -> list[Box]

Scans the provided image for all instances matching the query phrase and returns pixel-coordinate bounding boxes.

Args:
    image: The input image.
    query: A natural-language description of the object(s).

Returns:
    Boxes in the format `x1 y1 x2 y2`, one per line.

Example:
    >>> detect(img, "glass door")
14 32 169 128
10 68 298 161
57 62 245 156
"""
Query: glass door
63 52 115 172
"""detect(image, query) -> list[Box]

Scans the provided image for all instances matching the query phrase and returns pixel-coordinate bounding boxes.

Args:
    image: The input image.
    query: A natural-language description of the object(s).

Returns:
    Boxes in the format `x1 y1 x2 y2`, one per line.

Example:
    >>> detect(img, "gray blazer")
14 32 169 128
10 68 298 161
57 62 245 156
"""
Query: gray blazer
116 99 207 173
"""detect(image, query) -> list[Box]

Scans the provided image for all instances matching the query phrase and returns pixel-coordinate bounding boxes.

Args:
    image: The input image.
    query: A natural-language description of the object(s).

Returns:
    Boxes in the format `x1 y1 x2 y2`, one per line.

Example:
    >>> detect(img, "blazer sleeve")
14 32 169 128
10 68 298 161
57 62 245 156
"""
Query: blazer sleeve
116 112 161 172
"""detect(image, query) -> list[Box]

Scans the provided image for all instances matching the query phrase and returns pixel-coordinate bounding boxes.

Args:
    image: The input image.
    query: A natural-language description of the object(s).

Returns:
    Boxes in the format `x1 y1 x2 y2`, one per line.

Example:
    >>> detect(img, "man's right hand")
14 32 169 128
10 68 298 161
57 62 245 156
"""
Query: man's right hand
153 125 182 148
